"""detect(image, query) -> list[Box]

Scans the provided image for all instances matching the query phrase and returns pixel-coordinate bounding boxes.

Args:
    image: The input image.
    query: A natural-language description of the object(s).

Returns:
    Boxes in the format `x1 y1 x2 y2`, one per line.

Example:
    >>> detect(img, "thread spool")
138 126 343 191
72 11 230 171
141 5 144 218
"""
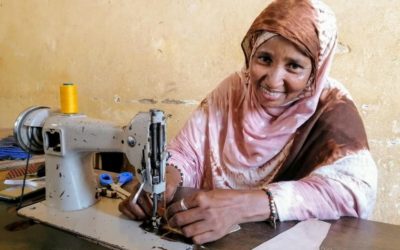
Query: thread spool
60 83 79 114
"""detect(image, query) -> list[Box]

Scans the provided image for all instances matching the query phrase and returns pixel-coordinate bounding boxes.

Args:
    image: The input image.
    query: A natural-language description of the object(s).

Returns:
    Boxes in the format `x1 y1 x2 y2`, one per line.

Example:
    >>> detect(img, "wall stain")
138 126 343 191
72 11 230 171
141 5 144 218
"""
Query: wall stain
161 99 198 105
128 98 198 105
114 95 121 103
161 99 185 105
370 138 400 147
164 82 178 94
388 138 400 146
336 42 351 54
138 99 157 104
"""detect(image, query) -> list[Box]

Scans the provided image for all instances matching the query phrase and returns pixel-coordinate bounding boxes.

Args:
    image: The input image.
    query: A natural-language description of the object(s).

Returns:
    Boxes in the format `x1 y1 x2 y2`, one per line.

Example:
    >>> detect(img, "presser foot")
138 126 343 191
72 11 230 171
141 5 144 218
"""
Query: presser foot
140 216 194 245
140 216 163 233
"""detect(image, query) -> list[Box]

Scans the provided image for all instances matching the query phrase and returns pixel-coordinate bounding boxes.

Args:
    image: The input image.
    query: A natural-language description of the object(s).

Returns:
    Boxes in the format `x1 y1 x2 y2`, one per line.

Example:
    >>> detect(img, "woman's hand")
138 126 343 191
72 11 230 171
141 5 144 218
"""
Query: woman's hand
118 182 152 220
118 164 183 220
166 189 270 244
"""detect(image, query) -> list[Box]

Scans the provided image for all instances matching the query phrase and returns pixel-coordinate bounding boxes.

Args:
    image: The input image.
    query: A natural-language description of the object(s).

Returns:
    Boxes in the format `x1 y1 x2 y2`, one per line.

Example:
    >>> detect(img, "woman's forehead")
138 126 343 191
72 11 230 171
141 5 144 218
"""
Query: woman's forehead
256 36 310 59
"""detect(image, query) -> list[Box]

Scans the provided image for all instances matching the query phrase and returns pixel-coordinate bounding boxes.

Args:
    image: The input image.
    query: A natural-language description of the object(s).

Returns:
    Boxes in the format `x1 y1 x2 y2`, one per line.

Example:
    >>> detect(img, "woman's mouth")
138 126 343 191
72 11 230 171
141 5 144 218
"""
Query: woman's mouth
260 85 285 100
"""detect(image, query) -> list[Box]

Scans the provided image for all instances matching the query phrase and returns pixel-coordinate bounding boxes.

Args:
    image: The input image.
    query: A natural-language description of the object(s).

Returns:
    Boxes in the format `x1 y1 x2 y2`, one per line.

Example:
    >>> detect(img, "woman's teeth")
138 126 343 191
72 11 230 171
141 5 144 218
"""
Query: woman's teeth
260 86 283 96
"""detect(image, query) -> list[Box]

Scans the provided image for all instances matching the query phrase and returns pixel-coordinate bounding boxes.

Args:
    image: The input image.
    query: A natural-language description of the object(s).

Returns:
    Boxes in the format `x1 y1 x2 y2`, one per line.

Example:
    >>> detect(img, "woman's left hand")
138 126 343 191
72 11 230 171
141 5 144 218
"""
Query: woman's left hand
166 189 270 244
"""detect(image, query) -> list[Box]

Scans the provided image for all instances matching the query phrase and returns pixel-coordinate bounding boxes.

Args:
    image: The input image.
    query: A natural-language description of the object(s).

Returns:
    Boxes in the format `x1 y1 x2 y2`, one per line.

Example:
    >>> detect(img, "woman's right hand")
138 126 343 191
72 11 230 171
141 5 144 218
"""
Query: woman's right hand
118 164 182 220
118 182 152 220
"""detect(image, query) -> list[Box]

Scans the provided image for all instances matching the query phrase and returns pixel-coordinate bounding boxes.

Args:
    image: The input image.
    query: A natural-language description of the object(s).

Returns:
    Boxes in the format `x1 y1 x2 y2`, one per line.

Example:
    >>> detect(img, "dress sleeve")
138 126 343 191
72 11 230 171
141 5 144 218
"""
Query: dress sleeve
267 150 377 221
166 106 208 188
166 72 240 188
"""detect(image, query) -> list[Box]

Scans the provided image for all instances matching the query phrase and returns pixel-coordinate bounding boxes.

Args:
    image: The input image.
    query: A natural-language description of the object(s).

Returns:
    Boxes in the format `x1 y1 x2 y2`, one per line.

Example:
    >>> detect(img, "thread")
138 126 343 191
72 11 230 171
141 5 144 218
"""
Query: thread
60 83 79 114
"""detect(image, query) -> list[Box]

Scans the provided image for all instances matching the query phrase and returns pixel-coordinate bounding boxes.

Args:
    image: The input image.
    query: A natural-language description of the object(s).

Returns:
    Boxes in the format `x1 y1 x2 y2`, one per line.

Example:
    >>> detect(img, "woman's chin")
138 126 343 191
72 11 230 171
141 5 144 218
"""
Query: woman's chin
259 95 285 108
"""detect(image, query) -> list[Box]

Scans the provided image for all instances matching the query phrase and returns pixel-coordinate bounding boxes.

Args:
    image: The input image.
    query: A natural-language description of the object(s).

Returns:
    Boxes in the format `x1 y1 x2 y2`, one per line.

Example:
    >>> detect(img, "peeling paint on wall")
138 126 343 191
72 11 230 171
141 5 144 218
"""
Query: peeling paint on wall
113 95 121 103
90 95 200 106
127 98 199 105
335 42 351 54
161 99 198 105
387 138 400 146
370 138 400 147
136 99 157 104
359 104 382 115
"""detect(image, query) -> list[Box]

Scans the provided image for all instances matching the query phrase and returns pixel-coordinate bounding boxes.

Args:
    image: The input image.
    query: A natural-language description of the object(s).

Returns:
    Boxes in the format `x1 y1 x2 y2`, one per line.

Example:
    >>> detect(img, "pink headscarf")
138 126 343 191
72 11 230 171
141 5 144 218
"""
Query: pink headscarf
167 0 339 188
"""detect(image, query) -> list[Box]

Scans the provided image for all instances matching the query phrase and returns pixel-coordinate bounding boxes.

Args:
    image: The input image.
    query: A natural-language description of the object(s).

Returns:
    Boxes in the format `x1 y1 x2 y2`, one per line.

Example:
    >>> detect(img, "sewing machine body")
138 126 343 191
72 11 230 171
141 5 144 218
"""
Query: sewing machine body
43 114 123 211
13 107 184 249
15 106 166 211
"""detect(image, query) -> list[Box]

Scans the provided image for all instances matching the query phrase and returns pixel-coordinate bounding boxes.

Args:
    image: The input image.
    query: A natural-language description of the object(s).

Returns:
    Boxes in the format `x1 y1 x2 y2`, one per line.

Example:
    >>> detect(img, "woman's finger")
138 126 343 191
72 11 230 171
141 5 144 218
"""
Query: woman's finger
165 183 178 203
118 200 137 220
181 218 213 238
192 230 221 245
168 206 207 230
135 192 154 217
166 190 208 219
117 187 152 221
166 198 191 219
127 195 150 220
122 181 154 218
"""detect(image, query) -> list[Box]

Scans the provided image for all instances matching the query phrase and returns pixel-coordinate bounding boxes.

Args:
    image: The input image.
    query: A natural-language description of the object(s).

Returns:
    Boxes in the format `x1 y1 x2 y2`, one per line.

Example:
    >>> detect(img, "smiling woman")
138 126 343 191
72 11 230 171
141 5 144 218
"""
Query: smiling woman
119 0 378 244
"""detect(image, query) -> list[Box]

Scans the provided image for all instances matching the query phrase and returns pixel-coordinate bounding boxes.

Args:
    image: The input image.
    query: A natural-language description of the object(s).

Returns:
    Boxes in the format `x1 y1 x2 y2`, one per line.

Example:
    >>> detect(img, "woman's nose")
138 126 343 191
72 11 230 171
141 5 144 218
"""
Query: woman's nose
266 66 285 89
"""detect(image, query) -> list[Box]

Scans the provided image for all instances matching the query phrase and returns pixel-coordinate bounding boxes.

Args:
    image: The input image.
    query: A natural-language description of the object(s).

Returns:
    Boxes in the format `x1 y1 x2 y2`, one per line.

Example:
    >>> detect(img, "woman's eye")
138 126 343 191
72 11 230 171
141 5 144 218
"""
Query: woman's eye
258 55 272 64
288 63 303 71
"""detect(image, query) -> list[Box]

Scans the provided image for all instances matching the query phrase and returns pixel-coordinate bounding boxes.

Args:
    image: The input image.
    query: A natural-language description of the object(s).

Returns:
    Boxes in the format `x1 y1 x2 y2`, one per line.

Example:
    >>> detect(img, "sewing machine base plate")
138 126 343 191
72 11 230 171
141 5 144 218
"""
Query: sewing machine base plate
18 197 191 250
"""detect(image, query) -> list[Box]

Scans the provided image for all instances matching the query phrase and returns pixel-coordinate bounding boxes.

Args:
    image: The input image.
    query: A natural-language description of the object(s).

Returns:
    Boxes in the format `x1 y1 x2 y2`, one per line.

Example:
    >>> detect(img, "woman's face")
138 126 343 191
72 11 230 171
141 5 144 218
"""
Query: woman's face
249 35 312 108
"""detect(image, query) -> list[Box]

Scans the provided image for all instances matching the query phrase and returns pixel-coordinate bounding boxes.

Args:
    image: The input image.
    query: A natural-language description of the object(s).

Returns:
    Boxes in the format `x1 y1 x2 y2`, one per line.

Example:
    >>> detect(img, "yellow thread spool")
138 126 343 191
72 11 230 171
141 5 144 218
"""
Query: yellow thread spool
60 83 79 114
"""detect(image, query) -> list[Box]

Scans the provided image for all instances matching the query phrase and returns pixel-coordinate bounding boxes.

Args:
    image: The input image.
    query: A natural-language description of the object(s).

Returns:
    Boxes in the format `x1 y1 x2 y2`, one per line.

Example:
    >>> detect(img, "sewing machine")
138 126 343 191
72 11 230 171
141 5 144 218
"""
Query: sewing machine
13 106 190 249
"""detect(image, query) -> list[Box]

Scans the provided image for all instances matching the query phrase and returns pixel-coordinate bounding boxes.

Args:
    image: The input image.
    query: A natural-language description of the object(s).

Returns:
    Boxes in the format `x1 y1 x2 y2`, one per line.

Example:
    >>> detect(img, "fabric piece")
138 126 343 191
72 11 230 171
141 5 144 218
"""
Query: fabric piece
0 136 30 160
0 147 30 160
252 220 331 250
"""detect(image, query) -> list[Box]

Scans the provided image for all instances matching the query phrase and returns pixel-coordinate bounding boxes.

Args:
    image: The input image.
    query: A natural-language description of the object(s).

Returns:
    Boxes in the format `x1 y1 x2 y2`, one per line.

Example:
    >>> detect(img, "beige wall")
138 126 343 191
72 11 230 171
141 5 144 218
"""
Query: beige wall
0 0 399 224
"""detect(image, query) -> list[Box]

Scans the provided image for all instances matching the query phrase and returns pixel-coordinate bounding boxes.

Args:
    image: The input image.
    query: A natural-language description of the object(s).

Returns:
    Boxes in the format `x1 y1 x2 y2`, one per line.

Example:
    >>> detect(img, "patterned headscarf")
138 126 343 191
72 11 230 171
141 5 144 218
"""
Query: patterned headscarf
229 0 338 166
242 0 337 80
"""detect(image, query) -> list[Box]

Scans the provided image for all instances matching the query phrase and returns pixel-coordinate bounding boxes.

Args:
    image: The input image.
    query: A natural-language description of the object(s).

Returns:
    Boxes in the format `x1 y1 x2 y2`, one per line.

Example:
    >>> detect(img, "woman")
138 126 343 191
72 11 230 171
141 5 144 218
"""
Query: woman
119 0 377 244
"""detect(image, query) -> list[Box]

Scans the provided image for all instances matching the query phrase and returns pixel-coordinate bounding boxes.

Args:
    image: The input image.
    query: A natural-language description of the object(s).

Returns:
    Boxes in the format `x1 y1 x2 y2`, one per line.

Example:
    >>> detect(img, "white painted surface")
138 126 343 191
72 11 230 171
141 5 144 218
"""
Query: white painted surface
18 197 192 250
